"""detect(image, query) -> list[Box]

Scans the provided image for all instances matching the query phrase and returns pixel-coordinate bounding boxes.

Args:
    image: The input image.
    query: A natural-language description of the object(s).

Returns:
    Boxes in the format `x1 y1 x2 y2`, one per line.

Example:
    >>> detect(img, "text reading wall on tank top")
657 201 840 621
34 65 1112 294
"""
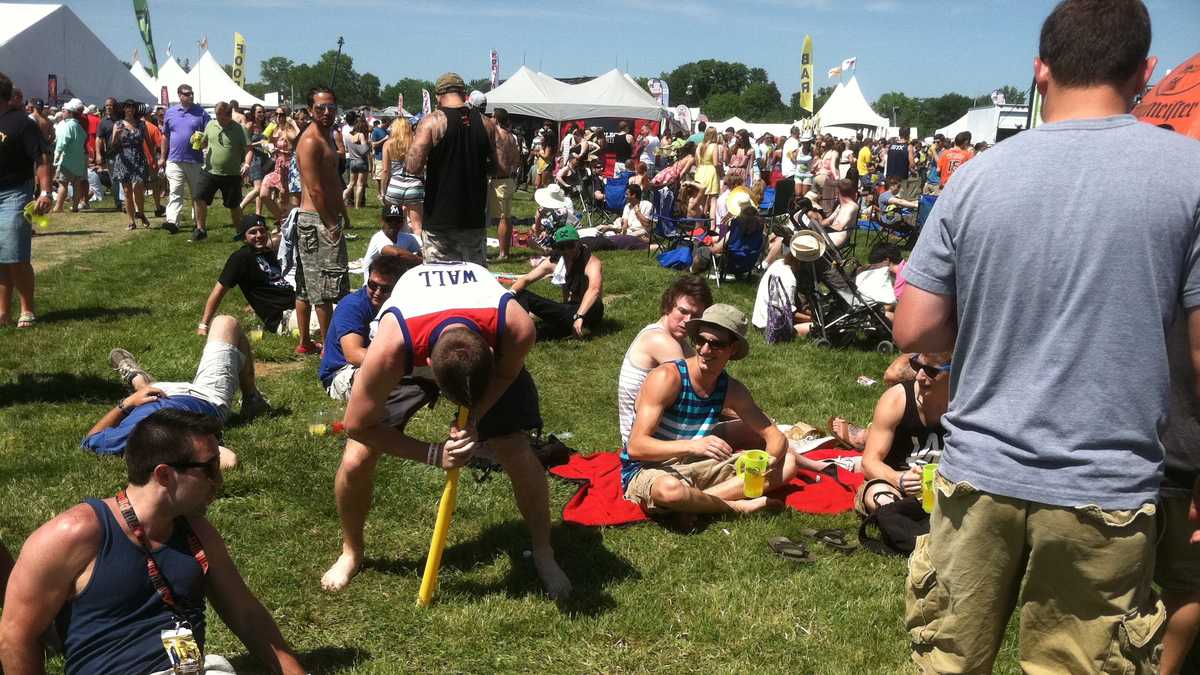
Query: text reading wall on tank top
423 106 492 232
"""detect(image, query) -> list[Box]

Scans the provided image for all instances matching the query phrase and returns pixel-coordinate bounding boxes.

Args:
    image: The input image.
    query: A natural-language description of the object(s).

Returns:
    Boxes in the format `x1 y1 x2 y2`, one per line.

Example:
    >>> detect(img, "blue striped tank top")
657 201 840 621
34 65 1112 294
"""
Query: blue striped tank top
621 359 729 487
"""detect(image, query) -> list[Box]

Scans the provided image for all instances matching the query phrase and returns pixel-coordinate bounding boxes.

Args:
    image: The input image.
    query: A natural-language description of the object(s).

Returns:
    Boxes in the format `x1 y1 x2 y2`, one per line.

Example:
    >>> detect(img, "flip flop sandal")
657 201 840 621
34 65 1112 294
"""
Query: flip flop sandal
826 416 866 450
817 463 852 491
767 536 815 564
800 528 857 554
16 313 36 328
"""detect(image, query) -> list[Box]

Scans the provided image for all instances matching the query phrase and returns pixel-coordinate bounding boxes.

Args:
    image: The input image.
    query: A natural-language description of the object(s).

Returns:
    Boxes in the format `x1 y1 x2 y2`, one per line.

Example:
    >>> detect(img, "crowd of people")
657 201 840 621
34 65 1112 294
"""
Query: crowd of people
0 0 1199 673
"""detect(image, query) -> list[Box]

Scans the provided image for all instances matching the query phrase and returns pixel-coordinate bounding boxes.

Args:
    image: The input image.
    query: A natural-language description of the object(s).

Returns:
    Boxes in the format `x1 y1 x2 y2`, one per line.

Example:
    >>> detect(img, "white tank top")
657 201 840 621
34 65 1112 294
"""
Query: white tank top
617 323 667 447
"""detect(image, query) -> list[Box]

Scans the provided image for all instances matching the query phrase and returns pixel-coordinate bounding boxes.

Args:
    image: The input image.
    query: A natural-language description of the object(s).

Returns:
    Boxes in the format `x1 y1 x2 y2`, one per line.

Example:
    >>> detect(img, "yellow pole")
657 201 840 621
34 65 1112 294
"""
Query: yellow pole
416 405 469 607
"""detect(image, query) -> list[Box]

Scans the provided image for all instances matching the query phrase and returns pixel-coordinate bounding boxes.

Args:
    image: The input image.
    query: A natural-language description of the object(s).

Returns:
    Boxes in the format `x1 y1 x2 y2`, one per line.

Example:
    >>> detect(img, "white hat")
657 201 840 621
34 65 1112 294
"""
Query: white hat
467 90 487 109
798 131 814 142
83 104 97 114
63 98 83 113
724 187 756 217
534 184 572 210
789 230 826 262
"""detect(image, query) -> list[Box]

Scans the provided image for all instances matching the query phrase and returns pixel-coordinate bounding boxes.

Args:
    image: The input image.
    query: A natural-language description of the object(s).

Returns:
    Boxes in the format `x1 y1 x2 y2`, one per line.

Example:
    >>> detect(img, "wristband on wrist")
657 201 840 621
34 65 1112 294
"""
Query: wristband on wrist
39 190 51 199
573 313 583 322
117 398 131 414
426 442 443 468
198 321 208 330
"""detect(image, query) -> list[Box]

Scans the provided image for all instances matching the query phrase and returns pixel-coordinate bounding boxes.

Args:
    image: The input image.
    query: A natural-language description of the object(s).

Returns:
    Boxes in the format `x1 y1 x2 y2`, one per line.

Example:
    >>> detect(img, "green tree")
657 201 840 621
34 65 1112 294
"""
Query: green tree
790 85 835 118
257 56 295 92
359 73 382 107
467 78 491 93
873 91 921 128
739 82 788 122
921 92 974 132
381 77 435 112
662 59 763 107
699 92 742 121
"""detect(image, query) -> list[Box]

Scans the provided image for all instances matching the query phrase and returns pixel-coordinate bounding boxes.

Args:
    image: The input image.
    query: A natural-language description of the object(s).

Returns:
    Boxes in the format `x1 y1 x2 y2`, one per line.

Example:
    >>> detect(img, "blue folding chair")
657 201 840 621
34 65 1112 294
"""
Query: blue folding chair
648 187 707 255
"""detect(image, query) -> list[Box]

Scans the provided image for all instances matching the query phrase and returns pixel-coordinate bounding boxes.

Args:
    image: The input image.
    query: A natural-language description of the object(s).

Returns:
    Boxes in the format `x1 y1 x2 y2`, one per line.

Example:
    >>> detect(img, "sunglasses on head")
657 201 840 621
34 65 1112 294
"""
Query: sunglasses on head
366 279 396 293
169 455 220 479
692 332 731 351
910 355 951 378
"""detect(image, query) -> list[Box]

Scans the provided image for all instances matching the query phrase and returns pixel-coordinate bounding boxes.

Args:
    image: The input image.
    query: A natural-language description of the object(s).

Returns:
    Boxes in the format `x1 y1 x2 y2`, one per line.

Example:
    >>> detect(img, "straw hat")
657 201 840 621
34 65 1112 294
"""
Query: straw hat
789 230 826 262
686 303 750 361
534 184 572 210
724 188 756 217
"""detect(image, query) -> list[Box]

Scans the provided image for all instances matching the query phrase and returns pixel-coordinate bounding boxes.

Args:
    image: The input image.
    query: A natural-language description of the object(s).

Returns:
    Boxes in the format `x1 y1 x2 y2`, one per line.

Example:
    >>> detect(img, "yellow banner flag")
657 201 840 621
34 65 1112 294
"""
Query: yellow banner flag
233 32 246 87
799 35 814 114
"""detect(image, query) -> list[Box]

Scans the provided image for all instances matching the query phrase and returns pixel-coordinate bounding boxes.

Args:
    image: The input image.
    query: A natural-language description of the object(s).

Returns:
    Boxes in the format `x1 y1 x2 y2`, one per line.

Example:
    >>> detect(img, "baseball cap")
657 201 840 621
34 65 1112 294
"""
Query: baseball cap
236 213 267 241
552 225 580 246
381 203 404 221
434 72 467 96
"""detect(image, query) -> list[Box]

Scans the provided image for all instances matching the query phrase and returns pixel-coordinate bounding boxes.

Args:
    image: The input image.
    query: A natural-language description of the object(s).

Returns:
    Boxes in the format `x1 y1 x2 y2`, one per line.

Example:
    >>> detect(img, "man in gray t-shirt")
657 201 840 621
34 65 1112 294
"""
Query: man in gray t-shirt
893 1 1200 671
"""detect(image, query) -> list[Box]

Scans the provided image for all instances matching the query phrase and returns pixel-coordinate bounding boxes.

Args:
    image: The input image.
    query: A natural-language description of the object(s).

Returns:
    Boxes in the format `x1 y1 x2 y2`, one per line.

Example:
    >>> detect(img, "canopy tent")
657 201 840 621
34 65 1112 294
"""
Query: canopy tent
154 56 191 101
935 104 1031 145
710 116 807 141
816 77 887 137
129 59 159 98
486 66 662 121
1134 51 1200 140
0 3 154 103
187 50 264 107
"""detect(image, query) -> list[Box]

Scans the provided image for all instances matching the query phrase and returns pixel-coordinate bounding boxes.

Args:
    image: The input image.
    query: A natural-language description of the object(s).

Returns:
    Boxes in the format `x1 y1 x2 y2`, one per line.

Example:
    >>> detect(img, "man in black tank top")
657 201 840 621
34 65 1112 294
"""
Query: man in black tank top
406 72 514 264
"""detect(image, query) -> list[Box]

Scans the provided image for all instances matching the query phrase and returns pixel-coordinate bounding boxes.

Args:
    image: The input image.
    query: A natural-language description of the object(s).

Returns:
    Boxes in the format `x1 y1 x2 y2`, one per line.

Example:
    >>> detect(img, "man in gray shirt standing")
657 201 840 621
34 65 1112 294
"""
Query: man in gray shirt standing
894 0 1200 672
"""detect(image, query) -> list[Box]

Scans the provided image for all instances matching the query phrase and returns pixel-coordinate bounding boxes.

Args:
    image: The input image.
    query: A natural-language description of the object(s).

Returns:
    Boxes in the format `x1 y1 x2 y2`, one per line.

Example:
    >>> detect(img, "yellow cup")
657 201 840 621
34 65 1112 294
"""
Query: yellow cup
921 463 939 513
190 131 203 150
23 201 49 229
308 423 328 436
248 327 264 343
735 450 771 498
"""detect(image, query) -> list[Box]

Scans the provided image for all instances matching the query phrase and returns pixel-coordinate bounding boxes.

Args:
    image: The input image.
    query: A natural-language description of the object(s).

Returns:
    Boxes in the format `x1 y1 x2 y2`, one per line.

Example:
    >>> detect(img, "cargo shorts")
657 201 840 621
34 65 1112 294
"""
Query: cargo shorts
422 228 486 265
906 473 1164 674
295 210 350 304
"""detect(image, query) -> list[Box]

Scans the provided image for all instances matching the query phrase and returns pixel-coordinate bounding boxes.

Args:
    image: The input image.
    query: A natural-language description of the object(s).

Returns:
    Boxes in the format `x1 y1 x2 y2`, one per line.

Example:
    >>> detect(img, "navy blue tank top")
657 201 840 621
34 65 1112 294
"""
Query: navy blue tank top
56 499 207 675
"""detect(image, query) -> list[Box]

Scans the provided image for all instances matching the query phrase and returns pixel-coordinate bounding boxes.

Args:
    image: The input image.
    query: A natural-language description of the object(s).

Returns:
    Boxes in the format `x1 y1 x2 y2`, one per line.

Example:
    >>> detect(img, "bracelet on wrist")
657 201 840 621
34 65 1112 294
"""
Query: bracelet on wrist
117 399 131 415
426 442 443 467
198 321 208 330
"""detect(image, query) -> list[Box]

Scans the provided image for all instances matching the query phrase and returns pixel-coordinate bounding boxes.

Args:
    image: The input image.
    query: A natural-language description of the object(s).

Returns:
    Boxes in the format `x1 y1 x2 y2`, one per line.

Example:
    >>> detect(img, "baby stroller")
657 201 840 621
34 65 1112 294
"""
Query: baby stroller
793 220 897 353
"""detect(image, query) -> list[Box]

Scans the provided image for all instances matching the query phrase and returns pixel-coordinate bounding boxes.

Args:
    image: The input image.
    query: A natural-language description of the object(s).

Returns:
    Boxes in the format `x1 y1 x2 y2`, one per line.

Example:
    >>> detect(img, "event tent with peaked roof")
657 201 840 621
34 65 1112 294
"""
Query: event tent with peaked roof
485 66 661 121
154 56 191 101
816 76 888 137
130 59 159 98
0 3 154 102
187 50 264 107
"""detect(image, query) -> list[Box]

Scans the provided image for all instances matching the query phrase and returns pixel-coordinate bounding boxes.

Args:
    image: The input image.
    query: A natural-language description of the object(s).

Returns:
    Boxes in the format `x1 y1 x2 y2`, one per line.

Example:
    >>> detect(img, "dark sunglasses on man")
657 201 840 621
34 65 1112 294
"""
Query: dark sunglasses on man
910 355 951 378
692 333 731 352
168 455 220 479
366 279 396 294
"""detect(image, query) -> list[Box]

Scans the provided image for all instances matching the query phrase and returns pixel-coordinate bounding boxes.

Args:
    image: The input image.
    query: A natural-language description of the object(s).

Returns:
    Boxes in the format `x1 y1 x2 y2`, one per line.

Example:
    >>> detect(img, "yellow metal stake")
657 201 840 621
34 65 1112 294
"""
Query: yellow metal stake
416 405 469 607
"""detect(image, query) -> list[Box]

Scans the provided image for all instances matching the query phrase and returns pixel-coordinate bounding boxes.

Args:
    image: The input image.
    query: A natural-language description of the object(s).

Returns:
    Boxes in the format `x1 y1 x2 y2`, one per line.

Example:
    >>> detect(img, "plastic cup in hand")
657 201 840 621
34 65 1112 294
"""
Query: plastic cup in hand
921 462 939 513
735 450 771 498
23 201 49 229
190 131 203 150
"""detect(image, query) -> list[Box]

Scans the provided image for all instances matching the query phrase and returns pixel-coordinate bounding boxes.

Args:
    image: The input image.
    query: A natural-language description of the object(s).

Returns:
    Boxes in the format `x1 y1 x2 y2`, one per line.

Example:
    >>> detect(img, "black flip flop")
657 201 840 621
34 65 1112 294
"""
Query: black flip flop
800 528 857 554
768 536 815 564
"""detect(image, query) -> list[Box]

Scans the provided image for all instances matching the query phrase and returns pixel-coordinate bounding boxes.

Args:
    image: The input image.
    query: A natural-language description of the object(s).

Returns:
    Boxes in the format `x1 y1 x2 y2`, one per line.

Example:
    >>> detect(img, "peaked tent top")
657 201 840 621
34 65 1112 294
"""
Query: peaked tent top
486 66 662 121
130 60 159 96
187 50 265 107
817 76 888 130
155 56 191 99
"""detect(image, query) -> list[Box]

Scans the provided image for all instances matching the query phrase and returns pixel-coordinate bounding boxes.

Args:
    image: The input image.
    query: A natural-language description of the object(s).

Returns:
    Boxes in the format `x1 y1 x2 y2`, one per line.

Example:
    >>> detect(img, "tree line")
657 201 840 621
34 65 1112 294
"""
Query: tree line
243 53 1025 136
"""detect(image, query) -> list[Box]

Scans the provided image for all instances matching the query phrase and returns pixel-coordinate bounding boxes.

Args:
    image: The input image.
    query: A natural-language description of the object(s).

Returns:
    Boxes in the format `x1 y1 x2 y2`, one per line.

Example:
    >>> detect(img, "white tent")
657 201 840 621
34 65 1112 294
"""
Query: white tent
129 59 160 99
0 3 154 103
155 56 191 101
188 50 264 107
817 77 888 137
935 104 1030 145
486 66 661 121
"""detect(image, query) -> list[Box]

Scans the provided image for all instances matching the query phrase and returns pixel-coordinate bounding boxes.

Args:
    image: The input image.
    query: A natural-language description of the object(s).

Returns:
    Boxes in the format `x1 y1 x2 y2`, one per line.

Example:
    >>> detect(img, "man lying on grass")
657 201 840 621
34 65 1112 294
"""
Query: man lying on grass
622 304 827 517
0 410 306 675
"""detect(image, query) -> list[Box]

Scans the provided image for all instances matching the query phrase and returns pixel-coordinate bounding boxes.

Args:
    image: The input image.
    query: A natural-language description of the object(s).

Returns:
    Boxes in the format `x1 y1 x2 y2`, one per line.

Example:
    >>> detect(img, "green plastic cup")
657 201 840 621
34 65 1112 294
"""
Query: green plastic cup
735 450 771 498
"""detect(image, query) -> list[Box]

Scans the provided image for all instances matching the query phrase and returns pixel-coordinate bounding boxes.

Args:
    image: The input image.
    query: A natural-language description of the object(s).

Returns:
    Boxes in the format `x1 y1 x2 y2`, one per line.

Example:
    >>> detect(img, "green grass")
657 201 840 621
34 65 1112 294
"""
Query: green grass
0 188 1021 673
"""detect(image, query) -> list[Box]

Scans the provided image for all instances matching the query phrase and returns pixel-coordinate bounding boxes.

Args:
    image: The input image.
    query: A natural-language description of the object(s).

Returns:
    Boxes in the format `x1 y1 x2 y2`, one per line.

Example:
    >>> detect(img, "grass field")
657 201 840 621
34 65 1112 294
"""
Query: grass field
0 187 1022 673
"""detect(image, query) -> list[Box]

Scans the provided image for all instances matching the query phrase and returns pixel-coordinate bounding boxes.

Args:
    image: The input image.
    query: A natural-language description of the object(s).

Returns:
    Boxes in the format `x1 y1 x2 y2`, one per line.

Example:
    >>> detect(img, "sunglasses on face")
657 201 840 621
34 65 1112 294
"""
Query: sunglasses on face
692 333 731 352
910 355 951 378
313 103 337 113
366 279 396 293
169 456 220 479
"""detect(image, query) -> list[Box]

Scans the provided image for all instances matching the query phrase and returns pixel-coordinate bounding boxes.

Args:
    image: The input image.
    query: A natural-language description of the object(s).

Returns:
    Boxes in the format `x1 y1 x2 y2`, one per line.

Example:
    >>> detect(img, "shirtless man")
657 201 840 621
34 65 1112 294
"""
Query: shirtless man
405 72 513 264
322 260 571 599
295 87 351 341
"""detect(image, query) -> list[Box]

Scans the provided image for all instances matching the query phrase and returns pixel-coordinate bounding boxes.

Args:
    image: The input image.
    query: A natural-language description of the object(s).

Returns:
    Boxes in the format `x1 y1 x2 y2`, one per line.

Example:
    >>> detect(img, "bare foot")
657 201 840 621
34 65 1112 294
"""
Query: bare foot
829 416 868 450
532 550 572 600
320 553 362 592
729 497 785 514
217 445 238 471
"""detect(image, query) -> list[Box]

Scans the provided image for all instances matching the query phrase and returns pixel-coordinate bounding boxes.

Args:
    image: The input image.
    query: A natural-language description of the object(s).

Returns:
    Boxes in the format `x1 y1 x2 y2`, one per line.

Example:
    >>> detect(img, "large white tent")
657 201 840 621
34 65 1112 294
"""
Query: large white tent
486 66 662 121
935 104 1031 145
0 3 154 102
154 56 191 101
187 50 264 107
130 59 160 98
817 77 888 137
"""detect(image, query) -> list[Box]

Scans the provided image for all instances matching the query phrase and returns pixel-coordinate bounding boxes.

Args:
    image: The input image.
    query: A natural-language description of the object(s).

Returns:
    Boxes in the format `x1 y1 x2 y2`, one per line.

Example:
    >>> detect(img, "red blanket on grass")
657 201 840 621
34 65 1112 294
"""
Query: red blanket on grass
549 446 864 527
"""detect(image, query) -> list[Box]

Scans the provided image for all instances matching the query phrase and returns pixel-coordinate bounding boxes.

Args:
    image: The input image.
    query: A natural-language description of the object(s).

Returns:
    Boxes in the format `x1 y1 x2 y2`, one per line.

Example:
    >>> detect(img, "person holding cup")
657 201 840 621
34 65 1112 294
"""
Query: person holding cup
852 352 950 517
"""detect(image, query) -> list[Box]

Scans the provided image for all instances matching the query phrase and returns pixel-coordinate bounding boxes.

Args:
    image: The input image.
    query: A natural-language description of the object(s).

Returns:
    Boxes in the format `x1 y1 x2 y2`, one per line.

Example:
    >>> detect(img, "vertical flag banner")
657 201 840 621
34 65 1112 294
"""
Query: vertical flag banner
490 49 499 89
132 0 159 77
47 74 58 106
422 89 432 114
659 79 670 110
397 93 404 113
160 86 168 105
799 35 814 115
233 33 247 87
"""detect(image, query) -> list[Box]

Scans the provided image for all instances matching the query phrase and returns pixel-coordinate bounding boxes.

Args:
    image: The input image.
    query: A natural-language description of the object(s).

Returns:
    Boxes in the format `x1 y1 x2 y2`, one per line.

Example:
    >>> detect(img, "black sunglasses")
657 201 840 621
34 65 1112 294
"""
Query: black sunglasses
910 355 951 378
313 103 338 113
169 456 220 478
692 333 731 351
366 279 396 293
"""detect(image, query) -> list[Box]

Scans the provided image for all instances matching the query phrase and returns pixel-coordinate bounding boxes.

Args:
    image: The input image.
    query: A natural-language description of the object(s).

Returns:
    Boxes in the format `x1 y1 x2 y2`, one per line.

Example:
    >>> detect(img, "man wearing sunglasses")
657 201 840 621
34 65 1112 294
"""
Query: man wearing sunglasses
509 225 604 339
1 410 306 674
624 304 826 517
159 85 210 236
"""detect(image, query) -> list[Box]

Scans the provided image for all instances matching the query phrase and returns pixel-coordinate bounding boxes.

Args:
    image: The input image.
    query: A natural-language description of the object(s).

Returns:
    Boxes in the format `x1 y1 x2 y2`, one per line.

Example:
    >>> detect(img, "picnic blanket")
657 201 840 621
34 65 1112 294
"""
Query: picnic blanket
549 445 865 527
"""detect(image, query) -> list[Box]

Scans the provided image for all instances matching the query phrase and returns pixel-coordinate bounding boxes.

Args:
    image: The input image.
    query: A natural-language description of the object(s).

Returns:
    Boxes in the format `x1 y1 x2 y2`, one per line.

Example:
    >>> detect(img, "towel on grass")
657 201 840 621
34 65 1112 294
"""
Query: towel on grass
549 445 865 527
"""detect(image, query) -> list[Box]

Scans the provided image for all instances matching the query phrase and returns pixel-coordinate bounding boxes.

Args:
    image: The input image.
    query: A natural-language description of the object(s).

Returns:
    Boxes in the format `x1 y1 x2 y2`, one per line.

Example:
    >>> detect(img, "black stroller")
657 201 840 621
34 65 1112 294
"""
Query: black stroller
793 219 897 354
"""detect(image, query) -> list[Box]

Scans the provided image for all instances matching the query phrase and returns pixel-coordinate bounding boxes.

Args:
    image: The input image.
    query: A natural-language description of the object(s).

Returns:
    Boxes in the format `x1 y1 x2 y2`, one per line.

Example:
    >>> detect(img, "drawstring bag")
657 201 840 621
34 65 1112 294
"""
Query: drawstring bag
764 275 794 344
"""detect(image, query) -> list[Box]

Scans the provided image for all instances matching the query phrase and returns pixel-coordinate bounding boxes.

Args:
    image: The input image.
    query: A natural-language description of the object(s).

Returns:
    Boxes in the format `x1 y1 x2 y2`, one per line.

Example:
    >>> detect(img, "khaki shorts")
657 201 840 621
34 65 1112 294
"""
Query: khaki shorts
422 228 487 265
373 161 385 181
325 364 356 401
488 177 516 221
623 454 740 511
907 473 1165 674
295 210 350 304
1155 490 1200 595
155 341 244 418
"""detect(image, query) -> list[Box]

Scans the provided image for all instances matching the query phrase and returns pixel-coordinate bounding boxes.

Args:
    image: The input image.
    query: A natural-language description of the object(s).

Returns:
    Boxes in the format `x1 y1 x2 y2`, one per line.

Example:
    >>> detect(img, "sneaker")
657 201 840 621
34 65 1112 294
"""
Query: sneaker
190 227 207 242
294 342 321 355
162 221 179 235
240 392 272 420
109 348 154 390
154 205 166 217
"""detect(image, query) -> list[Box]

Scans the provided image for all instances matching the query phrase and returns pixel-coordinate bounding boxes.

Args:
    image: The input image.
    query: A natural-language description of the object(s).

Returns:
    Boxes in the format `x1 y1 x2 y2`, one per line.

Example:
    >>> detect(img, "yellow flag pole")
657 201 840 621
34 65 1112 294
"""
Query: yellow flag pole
416 405 469 607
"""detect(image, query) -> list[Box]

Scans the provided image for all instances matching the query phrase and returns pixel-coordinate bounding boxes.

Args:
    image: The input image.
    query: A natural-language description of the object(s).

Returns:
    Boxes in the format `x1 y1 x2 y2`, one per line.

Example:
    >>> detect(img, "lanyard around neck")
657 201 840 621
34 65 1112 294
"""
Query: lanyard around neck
115 490 208 612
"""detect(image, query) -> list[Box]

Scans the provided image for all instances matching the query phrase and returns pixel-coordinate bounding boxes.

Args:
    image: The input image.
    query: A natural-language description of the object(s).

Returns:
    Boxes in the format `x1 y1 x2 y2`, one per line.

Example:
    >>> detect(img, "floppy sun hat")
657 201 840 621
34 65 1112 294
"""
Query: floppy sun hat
686 303 750 361
535 184 572 210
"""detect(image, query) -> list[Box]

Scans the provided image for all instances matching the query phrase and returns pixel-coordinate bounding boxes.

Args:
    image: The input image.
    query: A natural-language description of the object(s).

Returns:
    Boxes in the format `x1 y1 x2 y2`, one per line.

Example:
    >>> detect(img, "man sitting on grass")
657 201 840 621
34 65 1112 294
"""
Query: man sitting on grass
509 225 604 339
623 304 826 516
0 410 306 675
85 314 270 468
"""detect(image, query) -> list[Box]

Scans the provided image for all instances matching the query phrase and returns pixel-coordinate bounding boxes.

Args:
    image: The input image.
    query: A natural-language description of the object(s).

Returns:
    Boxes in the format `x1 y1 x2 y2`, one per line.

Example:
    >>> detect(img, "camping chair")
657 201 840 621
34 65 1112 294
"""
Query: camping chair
648 187 707 256
712 217 767 288
865 202 919 249
604 171 632 212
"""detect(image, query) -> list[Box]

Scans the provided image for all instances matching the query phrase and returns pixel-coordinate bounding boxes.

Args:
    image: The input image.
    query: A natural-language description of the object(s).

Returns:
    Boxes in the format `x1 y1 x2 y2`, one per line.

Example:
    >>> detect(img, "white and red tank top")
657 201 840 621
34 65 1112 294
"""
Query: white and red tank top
371 261 512 373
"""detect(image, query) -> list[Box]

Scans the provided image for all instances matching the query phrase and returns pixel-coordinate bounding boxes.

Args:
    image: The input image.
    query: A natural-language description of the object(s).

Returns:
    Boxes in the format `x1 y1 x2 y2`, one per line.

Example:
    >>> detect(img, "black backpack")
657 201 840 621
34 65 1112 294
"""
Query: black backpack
858 496 929 556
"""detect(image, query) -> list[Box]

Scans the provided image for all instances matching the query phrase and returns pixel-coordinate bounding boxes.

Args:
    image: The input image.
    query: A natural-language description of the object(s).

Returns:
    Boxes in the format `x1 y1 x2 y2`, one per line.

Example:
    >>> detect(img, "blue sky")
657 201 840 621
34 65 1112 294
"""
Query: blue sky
22 0 1200 102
